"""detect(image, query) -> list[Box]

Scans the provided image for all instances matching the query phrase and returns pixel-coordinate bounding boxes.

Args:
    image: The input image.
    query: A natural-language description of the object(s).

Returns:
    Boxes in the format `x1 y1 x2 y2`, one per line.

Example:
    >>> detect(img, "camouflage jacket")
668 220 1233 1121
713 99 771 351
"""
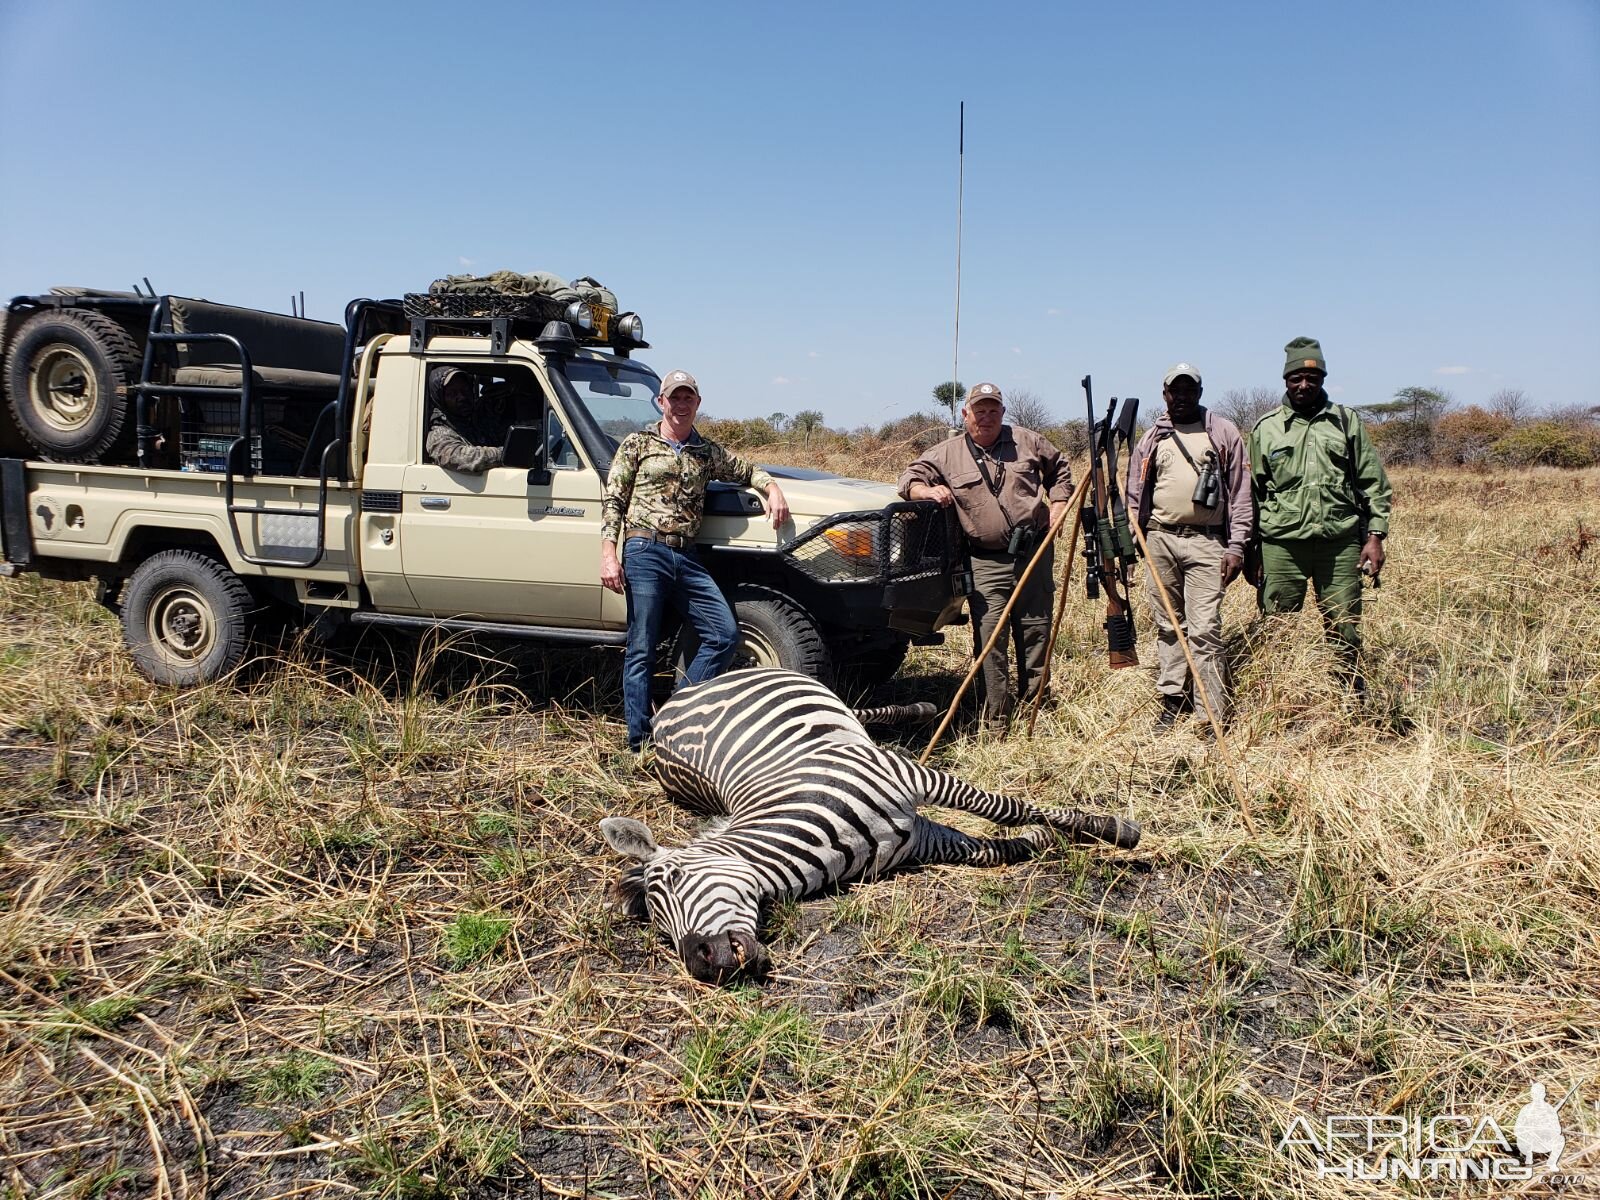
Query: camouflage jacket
601 425 775 544
425 402 509 474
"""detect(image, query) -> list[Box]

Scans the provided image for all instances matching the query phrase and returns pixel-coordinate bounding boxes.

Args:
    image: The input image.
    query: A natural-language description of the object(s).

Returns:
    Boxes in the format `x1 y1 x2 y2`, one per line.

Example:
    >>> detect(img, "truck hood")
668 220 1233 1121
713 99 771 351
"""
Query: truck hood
762 465 901 520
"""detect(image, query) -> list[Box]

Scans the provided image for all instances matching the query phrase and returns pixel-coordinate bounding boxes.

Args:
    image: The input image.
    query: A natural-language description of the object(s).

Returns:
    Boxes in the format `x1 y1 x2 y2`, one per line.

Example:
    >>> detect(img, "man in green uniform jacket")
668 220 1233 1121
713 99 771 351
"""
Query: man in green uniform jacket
1247 338 1392 694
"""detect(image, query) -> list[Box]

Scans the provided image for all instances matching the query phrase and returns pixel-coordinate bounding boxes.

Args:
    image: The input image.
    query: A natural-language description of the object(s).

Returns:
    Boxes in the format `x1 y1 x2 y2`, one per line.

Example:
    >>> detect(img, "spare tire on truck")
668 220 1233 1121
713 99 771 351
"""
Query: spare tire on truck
4 309 141 461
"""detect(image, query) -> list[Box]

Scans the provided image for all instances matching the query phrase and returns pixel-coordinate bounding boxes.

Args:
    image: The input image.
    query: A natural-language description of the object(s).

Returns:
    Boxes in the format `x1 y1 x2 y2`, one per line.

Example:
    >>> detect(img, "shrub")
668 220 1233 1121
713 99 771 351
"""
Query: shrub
1433 407 1513 465
1489 422 1600 469
1366 418 1434 465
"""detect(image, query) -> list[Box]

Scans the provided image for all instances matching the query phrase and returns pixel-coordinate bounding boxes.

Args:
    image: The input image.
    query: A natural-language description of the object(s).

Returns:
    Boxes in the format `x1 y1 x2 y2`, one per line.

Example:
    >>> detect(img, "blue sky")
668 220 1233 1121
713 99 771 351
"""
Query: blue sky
2 1 1595 427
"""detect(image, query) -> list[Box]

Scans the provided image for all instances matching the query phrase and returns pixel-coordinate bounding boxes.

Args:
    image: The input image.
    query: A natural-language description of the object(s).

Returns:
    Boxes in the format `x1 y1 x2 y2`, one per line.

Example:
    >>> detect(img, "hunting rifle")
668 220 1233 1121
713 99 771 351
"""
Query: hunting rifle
1079 376 1140 668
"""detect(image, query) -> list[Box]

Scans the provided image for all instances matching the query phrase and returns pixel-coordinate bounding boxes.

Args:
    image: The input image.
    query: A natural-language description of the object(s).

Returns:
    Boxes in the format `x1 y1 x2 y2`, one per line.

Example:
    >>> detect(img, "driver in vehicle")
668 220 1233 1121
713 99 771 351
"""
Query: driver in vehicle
424 365 509 473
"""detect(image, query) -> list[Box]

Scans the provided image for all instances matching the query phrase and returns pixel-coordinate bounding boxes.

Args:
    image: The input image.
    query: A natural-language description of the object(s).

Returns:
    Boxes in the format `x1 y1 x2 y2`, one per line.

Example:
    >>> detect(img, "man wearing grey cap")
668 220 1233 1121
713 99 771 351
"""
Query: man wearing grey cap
1126 363 1253 733
899 383 1072 726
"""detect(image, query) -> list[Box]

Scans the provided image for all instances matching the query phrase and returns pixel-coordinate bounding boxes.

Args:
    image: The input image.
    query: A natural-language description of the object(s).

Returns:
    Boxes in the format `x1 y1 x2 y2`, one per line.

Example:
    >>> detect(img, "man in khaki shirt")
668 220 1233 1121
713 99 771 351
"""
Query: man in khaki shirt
899 383 1072 725
1125 363 1253 732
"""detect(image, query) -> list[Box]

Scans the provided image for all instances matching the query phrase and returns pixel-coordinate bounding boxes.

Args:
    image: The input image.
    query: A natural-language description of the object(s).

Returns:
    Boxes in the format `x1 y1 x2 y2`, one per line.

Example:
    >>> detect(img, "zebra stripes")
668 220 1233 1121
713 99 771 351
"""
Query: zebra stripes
600 668 1139 984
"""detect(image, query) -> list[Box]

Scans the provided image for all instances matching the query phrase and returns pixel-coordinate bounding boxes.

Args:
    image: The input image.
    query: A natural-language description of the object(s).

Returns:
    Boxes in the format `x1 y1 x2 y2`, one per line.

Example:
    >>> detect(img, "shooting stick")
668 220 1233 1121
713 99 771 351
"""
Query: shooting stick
920 474 1089 764
1125 516 1255 833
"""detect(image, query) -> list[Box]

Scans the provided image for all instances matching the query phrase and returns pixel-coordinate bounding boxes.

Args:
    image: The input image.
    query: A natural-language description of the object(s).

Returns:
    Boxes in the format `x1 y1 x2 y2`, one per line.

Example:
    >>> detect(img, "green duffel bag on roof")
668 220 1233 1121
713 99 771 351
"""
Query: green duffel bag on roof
569 275 618 311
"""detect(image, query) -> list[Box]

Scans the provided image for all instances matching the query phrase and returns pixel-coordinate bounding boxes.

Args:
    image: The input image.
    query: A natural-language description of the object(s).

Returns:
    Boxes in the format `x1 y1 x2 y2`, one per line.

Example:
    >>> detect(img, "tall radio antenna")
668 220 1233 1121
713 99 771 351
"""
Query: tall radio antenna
949 100 964 425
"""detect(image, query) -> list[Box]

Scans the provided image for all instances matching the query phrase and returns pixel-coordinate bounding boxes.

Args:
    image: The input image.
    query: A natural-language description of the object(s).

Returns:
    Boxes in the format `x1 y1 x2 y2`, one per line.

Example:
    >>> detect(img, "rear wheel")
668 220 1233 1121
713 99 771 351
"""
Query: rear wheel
4 309 142 461
120 551 255 686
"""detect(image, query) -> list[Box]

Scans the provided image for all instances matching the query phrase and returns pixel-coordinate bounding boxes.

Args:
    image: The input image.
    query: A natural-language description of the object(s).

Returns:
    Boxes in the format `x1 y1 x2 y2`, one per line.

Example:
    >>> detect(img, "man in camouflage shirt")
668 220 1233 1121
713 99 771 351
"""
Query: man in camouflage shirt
1248 337 1392 695
424 366 509 473
600 369 789 751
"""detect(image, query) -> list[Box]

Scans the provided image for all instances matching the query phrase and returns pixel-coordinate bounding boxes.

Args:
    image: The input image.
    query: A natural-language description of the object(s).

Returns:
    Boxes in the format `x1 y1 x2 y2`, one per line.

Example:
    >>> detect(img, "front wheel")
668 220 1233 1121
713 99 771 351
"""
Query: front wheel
120 551 256 685
673 584 834 687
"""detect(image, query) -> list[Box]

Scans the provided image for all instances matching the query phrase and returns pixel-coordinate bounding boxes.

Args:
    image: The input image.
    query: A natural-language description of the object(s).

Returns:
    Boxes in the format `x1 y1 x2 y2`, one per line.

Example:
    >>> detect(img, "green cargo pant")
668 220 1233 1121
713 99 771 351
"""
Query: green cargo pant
968 545 1054 723
1259 536 1363 666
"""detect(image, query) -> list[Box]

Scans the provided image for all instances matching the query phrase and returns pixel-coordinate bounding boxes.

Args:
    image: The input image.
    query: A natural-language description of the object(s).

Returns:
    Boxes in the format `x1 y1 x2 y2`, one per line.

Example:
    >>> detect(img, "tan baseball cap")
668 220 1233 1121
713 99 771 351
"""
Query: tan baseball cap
965 382 1004 405
1163 362 1202 387
660 369 700 398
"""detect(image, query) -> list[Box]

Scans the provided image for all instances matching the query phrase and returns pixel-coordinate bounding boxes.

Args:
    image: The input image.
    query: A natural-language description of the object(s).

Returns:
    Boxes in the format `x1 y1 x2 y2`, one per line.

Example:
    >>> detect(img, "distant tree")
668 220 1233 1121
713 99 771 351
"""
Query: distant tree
1003 388 1054 430
932 380 965 422
1214 386 1281 430
1357 387 1454 465
767 411 790 434
1487 388 1531 426
791 409 825 446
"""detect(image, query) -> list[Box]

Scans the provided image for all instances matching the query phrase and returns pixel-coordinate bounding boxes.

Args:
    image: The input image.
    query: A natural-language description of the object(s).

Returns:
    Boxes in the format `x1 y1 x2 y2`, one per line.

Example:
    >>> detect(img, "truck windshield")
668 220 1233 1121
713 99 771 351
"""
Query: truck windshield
560 357 663 453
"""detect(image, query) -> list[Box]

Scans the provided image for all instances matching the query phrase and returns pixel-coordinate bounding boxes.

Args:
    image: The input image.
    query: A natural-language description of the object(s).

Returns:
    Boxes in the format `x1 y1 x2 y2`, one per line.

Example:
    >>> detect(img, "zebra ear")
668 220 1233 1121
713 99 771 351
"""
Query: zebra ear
600 816 662 862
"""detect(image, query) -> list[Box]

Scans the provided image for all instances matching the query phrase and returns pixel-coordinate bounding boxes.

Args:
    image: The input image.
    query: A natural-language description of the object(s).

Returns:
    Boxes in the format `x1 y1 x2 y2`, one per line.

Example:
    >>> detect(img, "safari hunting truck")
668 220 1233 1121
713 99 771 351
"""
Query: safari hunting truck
0 285 967 689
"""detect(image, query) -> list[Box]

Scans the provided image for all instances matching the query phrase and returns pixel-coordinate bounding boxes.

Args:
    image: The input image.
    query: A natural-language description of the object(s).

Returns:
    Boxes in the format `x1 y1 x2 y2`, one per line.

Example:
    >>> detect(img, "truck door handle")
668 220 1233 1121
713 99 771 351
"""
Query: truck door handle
420 496 451 510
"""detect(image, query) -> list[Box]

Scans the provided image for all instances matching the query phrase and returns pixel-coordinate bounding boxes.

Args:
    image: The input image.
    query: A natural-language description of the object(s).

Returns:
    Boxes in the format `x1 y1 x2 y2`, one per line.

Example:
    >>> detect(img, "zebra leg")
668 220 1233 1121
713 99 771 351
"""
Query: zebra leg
901 758 1141 850
905 815 1054 866
852 701 938 726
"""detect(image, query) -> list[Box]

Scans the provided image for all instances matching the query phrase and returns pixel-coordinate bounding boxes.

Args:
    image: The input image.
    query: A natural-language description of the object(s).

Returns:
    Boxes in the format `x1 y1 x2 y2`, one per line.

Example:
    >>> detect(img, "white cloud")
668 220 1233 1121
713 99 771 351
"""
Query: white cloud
1046 307 1063 316
1434 365 1472 376
458 256 476 268
1328 385 1345 395
771 376 793 386
807 350 820 359
1010 346 1022 355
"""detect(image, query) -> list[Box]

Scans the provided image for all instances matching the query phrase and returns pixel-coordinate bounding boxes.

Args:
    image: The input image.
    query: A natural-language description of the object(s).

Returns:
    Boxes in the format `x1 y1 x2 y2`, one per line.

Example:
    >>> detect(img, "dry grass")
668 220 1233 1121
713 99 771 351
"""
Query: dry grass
2 466 1598 1199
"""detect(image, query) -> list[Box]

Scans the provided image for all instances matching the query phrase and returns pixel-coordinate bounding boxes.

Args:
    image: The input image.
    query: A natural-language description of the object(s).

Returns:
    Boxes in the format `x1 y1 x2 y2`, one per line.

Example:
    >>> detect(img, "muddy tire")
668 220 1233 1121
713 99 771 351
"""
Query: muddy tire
670 584 834 688
726 584 834 684
4 309 141 461
120 551 255 686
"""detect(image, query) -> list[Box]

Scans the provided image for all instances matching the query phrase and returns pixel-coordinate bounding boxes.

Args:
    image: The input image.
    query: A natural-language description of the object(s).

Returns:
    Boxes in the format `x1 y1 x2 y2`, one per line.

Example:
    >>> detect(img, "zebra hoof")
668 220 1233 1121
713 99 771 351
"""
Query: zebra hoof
1070 813 1142 850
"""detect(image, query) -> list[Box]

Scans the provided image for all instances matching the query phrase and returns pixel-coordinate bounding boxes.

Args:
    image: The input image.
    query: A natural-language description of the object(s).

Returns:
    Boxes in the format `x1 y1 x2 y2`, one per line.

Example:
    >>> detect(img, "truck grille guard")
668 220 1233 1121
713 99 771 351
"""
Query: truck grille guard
779 501 960 587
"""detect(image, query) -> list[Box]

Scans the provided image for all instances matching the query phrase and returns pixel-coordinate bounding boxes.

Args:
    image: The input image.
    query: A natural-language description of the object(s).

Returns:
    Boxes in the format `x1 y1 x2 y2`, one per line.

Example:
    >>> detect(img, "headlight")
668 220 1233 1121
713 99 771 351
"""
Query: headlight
563 301 595 333
613 312 644 343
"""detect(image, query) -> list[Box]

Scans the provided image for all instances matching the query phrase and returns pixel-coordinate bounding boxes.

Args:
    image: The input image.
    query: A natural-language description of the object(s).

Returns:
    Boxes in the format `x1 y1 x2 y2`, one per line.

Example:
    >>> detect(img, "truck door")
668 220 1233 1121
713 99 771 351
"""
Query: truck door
398 361 605 626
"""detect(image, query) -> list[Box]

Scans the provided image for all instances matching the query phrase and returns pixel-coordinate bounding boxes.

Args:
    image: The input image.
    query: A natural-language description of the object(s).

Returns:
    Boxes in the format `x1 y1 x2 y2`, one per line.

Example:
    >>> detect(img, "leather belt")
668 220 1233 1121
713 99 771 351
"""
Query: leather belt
1150 520 1224 539
626 527 692 549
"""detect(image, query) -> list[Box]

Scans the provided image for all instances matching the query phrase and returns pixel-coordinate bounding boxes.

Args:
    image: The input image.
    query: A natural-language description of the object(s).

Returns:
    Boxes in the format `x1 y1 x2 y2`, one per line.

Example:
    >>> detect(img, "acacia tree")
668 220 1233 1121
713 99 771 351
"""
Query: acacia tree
932 380 966 423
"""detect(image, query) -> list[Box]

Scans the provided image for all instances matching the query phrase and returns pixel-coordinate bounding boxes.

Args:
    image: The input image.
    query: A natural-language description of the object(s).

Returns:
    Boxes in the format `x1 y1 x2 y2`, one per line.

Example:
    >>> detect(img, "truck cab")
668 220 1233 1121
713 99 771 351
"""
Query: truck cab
1 288 968 688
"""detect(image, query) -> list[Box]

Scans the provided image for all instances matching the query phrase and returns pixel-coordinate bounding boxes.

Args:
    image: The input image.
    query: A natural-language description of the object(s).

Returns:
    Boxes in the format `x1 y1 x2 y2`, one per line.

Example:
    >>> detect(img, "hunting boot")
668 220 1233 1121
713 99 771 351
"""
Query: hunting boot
1153 693 1189 732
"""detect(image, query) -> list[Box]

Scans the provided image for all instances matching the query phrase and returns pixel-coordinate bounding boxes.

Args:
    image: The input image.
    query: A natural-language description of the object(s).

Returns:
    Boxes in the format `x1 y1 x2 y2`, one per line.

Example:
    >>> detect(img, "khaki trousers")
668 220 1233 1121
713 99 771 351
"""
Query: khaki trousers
1143 527 1229 720
968 545 1054 722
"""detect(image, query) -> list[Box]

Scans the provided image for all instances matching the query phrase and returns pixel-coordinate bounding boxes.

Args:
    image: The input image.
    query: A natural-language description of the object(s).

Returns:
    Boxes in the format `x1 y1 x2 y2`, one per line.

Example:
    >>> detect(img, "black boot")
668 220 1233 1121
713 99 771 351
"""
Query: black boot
1153 693 1188 731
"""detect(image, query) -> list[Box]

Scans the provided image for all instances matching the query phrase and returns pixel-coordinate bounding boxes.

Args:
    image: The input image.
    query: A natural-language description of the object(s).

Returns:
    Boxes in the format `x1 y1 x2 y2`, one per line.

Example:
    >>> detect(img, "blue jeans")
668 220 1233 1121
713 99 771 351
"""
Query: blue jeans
621 538 738 749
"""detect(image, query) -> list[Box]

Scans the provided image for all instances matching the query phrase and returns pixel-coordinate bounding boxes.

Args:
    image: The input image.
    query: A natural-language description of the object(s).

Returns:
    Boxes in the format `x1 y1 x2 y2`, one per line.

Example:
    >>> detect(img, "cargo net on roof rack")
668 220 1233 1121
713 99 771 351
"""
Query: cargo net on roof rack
784 503 955 585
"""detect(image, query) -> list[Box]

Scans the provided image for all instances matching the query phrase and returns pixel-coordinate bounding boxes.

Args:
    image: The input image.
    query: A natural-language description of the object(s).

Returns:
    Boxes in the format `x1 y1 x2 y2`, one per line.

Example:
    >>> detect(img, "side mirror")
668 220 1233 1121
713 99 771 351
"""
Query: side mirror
501 424 544 470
